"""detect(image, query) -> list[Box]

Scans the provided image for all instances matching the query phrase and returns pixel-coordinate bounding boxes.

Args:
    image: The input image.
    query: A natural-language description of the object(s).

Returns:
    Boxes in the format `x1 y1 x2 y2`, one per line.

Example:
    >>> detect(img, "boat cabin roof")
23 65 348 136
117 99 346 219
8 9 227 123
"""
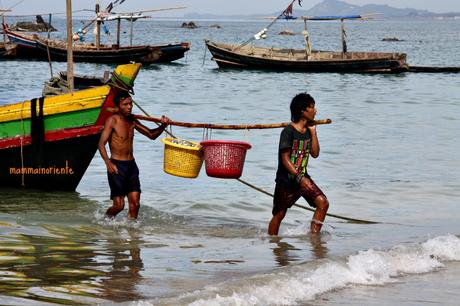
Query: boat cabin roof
301 15 363 21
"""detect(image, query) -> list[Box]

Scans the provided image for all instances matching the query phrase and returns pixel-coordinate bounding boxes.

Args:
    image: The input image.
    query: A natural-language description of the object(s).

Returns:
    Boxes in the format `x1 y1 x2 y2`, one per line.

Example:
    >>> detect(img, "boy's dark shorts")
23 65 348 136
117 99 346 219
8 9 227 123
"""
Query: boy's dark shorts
108 159 141 199
272 176 325 215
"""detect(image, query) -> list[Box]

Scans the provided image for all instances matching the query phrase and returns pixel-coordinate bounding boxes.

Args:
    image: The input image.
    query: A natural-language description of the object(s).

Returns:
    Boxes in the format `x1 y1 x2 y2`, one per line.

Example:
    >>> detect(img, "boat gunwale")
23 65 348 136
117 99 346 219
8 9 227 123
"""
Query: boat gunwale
206 41 407 64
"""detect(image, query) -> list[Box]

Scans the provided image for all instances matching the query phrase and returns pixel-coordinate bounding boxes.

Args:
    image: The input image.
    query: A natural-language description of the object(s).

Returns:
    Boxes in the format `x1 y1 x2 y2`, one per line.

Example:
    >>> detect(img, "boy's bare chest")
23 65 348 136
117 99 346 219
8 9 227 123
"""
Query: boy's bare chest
113 121 135 141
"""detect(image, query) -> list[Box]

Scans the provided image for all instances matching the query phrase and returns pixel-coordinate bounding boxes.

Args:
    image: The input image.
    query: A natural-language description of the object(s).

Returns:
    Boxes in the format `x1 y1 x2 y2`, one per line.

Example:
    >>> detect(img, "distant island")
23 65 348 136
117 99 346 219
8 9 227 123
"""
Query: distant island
184 0 460 20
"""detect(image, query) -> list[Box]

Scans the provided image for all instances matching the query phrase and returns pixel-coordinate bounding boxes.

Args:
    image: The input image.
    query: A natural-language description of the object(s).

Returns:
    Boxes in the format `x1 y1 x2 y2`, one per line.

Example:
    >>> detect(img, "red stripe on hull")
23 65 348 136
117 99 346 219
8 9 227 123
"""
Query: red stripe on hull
0 125 103 150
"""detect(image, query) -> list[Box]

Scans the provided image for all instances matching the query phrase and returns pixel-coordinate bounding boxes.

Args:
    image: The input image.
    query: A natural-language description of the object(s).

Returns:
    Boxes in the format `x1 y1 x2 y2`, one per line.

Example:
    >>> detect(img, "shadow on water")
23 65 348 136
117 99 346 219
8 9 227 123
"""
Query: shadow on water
270 234 329 267
0 188 98 213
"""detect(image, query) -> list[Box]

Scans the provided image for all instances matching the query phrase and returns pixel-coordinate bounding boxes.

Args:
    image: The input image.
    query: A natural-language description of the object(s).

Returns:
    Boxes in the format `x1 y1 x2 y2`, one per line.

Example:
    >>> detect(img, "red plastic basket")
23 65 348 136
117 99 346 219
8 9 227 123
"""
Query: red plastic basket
200 140 252 179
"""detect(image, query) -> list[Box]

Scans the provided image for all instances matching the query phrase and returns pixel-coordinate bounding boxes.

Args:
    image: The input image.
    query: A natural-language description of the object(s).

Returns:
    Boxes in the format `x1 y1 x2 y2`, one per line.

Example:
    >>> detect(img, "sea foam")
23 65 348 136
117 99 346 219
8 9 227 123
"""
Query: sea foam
146 234 460 306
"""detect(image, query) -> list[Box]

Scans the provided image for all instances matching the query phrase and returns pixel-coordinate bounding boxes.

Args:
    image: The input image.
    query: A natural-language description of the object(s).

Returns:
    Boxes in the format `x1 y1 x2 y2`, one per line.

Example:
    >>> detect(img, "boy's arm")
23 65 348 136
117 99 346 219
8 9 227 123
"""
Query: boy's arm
98 116 118 174
134 116 170 140
308 125 320 158
281 149 312 188
281 149 299 177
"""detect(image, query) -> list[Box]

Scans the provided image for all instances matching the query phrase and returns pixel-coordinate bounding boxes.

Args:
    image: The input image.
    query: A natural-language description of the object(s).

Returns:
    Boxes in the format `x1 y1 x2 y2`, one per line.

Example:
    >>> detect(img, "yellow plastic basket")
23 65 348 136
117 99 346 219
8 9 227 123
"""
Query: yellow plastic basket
161 138 203 178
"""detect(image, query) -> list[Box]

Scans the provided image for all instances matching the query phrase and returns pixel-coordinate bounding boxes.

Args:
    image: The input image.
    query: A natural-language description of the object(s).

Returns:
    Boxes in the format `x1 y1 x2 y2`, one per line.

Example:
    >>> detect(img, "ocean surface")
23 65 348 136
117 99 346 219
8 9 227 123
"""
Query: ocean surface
0 17 459 305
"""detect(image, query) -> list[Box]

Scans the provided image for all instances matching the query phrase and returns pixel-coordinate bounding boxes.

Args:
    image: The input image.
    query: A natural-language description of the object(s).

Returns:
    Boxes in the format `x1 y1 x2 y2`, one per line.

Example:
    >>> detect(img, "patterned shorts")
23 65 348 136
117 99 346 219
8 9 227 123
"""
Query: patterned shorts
272 177 325 215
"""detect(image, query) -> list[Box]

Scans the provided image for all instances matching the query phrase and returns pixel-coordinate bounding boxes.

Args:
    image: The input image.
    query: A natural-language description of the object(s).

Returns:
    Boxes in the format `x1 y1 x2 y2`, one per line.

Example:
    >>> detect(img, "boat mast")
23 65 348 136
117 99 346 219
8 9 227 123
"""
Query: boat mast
129 17 134 46
1 9 12 42
66 0 74 92
302 18 312 59
116 17 121 47
340 18 347 53
47 13 52 39
95 3 101 50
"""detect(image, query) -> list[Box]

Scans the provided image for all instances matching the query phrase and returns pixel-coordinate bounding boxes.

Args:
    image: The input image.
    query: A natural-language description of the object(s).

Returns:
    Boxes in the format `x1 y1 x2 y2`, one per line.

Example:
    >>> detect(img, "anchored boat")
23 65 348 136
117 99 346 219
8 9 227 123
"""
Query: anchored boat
206 14 409 73
2 23 190 64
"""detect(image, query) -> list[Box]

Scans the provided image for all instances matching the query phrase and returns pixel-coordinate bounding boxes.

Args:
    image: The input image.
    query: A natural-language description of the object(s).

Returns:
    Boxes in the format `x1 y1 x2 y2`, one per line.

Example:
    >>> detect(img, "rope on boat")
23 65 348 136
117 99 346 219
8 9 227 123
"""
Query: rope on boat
237 0 297 49
132 101 175 138
132 101 379 224
108 71 135 94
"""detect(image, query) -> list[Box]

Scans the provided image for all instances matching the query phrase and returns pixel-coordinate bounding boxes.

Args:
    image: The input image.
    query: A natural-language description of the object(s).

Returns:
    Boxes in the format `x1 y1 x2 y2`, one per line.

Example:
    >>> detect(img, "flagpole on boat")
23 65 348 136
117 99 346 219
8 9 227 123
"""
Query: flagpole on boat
66 0 74 93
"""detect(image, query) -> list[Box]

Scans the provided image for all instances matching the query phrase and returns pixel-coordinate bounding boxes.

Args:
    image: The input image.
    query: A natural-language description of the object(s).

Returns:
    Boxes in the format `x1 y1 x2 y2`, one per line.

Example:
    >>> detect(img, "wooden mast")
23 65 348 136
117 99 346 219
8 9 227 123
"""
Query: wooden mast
340 18 347 53
47 13 52 39
95 3 101 50
116 17 121 47
2 15 5 42
1 9 12 42
129 16 134 46
66 0 74 93
302 18 312 60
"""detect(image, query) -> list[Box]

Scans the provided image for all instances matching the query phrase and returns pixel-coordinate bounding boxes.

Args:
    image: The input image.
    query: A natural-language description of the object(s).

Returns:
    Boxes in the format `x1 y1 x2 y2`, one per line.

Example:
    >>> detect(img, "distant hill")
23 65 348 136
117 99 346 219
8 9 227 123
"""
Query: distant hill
183 0 460 19
302 0 433 17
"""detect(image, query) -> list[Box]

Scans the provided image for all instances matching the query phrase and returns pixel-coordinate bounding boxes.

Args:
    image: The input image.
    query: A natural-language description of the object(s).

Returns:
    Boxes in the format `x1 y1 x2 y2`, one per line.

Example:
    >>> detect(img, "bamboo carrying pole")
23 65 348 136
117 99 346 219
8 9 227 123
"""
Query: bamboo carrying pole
131 101 382 224
134 114 332 129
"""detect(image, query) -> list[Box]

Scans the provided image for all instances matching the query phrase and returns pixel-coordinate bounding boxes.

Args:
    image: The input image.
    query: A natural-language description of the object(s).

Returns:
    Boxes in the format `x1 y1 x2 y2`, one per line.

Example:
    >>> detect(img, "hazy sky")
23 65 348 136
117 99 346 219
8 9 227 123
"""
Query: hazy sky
0 0 458 16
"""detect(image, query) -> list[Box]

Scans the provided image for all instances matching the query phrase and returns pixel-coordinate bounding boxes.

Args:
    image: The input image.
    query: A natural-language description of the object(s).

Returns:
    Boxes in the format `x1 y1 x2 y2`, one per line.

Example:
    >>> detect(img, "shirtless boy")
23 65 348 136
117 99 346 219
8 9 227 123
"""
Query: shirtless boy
98 91 170 219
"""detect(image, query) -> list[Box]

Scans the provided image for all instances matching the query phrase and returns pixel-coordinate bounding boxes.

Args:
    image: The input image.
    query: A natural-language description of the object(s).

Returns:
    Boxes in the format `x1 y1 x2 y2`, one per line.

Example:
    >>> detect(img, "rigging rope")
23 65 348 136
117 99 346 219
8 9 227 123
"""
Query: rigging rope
236 178 380 224
237 0 297 49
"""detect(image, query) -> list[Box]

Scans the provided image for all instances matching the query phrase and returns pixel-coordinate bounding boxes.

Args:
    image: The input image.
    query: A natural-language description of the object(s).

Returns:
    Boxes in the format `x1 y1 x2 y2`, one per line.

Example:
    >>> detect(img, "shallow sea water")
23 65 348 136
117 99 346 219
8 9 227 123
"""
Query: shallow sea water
0 18 459 305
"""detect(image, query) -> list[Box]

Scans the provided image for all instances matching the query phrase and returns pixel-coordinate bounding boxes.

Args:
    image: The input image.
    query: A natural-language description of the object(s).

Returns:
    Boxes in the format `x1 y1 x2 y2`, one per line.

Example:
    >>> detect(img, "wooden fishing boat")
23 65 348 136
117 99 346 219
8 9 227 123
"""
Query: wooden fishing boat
34 36 191 64
205 40 408 72
42 71 110 97
0 63 142 191
2 24 190 63
205 15 409 73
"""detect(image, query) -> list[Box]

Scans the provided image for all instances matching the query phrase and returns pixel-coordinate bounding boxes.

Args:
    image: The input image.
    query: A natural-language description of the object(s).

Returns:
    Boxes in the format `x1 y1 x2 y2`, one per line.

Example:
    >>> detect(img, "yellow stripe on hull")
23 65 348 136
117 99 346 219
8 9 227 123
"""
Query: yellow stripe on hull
0 62 142 124
0 86 110 123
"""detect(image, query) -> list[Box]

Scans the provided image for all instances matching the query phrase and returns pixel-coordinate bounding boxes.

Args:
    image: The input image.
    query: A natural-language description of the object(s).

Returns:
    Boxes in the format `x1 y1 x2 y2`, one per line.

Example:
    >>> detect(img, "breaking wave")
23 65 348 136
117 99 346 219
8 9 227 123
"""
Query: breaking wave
143 234 460 306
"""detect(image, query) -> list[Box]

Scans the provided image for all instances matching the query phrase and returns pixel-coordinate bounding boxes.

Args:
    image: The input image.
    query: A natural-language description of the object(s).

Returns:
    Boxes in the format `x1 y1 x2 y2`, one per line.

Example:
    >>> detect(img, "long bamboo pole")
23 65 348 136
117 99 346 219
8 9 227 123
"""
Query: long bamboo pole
66 0 74 93
133 114 331 129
